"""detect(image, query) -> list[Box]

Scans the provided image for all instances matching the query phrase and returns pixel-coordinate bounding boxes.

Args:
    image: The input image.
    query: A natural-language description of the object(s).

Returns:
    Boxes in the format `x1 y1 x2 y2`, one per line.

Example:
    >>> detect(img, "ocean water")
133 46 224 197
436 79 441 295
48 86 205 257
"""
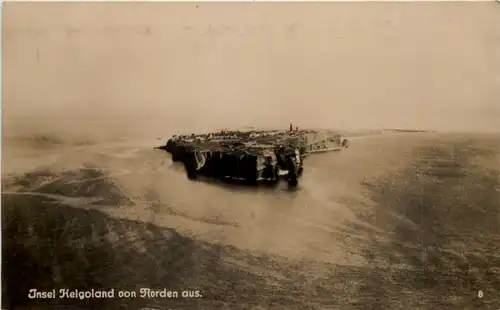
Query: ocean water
2 131 499 309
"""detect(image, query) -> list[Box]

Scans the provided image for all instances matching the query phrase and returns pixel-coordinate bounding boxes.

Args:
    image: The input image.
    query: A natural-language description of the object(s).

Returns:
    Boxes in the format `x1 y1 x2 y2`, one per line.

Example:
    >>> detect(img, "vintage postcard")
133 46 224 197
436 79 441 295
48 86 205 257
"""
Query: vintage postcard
2 1 499 309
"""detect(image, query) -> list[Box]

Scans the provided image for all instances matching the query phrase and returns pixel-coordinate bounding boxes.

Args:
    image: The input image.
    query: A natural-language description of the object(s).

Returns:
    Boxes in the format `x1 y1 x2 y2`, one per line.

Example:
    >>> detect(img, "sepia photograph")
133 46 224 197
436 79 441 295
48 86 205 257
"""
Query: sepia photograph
2 1 500 309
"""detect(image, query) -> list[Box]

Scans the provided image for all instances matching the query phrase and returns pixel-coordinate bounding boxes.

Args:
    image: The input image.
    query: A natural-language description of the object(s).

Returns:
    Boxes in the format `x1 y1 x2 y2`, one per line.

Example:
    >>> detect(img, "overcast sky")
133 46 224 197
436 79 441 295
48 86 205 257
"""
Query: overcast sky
3 2 500 135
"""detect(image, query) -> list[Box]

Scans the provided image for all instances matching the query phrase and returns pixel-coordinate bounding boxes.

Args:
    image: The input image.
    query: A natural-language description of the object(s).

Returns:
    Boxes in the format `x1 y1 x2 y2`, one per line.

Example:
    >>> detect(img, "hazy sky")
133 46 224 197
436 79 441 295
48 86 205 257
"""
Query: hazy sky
3 2 500 134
